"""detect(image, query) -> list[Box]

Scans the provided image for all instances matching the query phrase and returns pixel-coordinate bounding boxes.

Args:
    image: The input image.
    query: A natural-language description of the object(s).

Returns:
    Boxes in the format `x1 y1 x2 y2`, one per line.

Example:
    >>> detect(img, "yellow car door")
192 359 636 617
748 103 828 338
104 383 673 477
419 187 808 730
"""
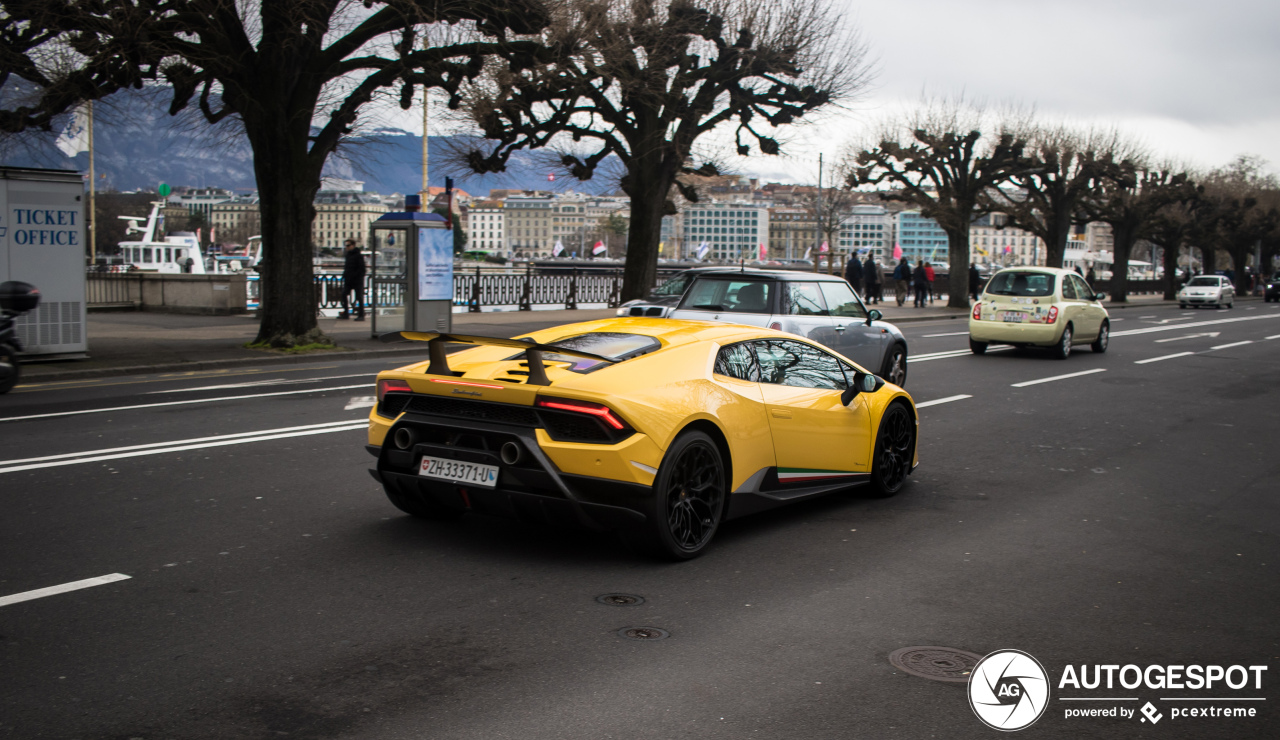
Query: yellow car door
1068 274 1102 338
752 339 873 478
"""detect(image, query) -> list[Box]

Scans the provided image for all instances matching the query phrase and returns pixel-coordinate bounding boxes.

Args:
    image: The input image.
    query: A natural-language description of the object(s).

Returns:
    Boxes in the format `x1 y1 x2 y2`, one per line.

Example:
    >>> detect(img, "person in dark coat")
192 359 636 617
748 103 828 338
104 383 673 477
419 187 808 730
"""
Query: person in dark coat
913 259 928 307
844 255 864 296
340 238 366 321
969 263 982 302
863 255 880 304
1085 265 1096 290
893 257 911 306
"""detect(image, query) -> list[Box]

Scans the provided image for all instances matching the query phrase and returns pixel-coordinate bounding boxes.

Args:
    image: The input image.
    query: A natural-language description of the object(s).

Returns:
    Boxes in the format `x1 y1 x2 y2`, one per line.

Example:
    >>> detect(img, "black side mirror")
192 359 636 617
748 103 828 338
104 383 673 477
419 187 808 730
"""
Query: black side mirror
841 371 885 406
1094 292 1106 301
866 308 883 326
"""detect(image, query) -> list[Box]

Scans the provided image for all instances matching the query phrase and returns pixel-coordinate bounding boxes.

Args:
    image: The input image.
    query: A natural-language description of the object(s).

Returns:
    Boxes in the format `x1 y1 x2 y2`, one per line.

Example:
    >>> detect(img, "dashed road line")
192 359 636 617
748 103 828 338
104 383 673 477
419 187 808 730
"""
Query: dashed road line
921 331 970 338
1011 368 1106 388
0 574 131 608
915 395 972 408
1135 352 1195 365
1111 313 1280 338
1209 341 1253 350
0 384 371 423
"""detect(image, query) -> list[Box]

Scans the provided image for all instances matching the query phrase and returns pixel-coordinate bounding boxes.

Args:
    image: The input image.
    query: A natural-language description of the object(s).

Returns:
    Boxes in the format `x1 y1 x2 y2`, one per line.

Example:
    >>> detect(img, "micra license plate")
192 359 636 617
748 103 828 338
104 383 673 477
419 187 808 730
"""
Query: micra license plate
1001 312 1025 323
418 455 498 488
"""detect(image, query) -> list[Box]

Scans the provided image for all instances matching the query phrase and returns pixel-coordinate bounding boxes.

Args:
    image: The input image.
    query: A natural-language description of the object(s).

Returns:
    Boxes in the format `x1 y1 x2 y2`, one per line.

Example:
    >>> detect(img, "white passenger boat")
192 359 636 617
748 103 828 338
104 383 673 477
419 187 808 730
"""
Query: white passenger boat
117 200 207 274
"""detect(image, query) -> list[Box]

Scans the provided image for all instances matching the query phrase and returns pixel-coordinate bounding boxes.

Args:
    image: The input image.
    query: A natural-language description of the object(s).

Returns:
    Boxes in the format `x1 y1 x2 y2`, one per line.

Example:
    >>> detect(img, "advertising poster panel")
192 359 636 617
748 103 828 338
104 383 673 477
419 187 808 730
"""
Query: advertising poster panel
417 226 453 301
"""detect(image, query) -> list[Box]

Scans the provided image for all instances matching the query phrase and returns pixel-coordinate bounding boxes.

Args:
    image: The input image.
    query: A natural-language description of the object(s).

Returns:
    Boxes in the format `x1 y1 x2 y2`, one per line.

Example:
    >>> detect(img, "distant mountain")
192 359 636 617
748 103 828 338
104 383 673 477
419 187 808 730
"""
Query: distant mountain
1 88 620 197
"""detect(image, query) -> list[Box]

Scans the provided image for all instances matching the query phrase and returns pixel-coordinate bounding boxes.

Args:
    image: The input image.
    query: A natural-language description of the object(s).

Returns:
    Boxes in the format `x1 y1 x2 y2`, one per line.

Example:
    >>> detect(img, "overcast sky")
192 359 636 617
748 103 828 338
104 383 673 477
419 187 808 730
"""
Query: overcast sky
732 0 1280 184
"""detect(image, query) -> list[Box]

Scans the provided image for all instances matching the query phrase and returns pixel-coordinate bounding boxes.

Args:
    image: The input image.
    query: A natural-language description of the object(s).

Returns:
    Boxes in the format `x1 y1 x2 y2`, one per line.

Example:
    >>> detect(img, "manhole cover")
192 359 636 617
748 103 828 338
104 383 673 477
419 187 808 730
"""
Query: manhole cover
596 593 645 606
618 627 669 640
888 646 982 683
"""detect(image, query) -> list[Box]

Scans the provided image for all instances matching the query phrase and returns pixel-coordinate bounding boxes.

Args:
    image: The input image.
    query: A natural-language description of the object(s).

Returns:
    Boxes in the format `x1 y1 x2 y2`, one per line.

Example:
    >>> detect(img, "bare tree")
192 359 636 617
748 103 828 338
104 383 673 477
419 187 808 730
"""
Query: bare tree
1144 173 1205 299
0 0 549 346
454 0 872 300
846 99 1033 308
1199 156 1280 293
1078 162 1196 303
995 126 1138 268
796 184 855 273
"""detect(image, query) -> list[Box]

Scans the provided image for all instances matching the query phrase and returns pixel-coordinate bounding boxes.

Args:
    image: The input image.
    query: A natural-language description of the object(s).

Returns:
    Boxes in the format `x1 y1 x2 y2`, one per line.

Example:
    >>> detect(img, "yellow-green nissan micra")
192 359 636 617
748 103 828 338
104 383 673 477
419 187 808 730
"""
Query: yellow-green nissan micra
969 267 1110 359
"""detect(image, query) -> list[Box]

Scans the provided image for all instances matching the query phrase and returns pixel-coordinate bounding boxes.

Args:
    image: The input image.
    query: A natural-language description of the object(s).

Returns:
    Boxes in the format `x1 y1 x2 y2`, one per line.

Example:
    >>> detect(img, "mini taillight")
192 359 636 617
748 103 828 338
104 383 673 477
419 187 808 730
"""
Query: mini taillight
536 397 627 430
377 378 412 403
768 322 782 330
972 303 982 320
1046 306 1059 323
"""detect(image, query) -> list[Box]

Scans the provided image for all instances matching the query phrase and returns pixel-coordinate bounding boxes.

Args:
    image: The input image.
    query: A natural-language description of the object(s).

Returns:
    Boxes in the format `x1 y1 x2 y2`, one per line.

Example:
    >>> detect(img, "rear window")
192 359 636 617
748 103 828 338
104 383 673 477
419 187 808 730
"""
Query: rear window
985 271 1057 297
506 332 660 373
679 278 774 314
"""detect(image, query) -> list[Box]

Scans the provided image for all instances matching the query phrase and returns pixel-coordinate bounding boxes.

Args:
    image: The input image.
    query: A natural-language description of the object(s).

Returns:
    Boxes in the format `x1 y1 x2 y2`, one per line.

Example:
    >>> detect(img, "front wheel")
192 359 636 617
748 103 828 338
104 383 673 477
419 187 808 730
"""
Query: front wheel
1091 321 1110 353
1053 324 1073 360
867 404 914 498
880 343 908 386
0 343 19 394
969 337 988 355
632 430 726 560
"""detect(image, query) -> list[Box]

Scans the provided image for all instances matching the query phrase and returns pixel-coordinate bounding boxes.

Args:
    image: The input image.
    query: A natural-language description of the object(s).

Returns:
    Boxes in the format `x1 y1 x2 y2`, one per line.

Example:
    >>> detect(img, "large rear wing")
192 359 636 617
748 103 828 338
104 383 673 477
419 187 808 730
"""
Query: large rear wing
378 331 618 386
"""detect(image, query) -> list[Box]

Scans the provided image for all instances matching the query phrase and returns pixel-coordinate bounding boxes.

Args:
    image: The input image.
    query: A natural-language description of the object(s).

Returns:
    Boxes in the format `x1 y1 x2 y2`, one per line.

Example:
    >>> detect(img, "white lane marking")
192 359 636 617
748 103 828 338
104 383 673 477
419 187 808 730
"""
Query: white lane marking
0 420 363 467
1267 335 1280 340
1110 318 1123 321
1135 352 1195 365
1110 313 1280 338
1210 340 1253 350
912 346 1011 362
0 573 131 608
0 384 371 423
1011 368 1106 388
921 331 970 338
1154 332 1220 343
1139 315 1156 318
916 394 972 408
345 396 377 410
0 421 368 474
147 373 376 394
1143 317 1197 324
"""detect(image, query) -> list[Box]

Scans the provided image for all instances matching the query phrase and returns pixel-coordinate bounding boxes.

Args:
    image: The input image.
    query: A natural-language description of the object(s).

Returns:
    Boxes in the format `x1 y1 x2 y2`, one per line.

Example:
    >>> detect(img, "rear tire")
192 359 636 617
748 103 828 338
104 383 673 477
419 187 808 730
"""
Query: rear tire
867 404 914 498
0 343 19 394
630 431 726 560
880 343 908 386
1179 303 1187 309
1053 324 1073 360
969 337 987 355
385 487 466 520
1091 321 1110 353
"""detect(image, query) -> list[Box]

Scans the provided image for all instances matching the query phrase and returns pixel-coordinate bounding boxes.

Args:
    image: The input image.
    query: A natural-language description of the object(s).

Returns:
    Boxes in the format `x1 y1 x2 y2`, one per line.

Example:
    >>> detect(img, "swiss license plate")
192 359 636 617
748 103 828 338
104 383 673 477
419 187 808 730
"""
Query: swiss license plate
1001 312 1025 323
418 455 499 488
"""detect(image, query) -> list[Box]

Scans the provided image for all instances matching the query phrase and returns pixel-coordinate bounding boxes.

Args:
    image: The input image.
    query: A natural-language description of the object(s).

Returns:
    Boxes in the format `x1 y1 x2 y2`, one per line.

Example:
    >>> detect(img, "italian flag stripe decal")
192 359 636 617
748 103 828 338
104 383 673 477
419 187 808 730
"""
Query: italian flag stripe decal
777 468 861 483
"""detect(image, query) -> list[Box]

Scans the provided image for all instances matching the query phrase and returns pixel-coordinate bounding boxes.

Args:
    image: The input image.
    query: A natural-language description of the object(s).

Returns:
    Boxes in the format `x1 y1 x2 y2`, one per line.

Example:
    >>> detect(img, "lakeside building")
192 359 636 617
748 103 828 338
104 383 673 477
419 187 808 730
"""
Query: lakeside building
838 205 892 264
680 201 769 261
895 210 949 265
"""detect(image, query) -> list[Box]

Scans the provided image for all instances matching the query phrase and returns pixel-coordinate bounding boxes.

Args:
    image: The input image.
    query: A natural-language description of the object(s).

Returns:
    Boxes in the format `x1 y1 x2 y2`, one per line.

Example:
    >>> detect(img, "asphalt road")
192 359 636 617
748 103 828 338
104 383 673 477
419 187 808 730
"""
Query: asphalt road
2 303 1278 739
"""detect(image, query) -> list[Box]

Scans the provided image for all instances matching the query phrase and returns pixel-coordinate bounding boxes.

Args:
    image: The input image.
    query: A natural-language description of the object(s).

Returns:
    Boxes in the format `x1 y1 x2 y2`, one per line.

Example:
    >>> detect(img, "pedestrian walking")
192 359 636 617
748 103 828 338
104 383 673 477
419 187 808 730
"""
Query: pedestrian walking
863 255 881 304
924 261 936 304
844 255 864 296
893 258 911 306
912 259 928 307
969 263 982 302
339 238 366 321
1085 265 1096 291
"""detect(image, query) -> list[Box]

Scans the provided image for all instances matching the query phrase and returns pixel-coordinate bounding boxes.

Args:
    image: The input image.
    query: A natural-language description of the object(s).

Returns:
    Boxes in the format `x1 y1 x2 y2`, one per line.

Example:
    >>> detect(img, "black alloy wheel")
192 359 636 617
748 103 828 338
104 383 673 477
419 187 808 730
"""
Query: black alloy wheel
636 430 726 560
1054 324 1073 360
868 404 914 497
1091 320 1110 353
881 343 908 386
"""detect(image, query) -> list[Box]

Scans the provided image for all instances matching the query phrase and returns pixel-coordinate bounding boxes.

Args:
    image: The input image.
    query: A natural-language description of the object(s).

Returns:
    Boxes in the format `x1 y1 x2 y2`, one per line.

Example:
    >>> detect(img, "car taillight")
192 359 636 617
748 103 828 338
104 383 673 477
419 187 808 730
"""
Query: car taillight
536 397 627 430
377 378 412 403
1046 306 1059 323
768 322 782 330
972 303 982 320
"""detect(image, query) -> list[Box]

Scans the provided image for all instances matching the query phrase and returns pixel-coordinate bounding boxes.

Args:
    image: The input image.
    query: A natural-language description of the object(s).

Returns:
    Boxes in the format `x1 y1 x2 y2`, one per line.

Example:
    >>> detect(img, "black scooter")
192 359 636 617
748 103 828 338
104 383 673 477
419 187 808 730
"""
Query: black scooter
1 281 40 394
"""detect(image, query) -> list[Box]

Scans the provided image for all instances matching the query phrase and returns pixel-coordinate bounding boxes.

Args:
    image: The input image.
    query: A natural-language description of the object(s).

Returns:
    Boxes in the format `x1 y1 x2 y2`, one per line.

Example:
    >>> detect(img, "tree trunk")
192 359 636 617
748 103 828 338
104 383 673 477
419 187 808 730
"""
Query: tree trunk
1161 240 1181 300
1044 212 1074 268
619 159 674 303
1226 240 1252 294
943 226 972 308
246 124 326 347
1198 243 1217 278
1109 221 1137 303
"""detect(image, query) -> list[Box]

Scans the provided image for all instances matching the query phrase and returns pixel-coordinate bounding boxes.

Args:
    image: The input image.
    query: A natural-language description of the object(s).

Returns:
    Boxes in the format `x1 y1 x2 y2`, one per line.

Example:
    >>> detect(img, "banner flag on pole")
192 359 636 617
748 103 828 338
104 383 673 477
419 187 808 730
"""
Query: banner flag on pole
695 241 710 260
758 243 766 260
819 241 829 253
592 240 607 256
55 105 91 157
553 239 564 256
802 247 811 260
892 242 903 260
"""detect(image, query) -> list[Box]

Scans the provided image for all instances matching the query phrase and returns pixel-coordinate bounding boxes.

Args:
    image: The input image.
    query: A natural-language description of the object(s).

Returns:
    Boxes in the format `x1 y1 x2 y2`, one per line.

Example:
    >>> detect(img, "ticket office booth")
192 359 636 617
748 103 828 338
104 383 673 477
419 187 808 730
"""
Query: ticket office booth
368 212 452 337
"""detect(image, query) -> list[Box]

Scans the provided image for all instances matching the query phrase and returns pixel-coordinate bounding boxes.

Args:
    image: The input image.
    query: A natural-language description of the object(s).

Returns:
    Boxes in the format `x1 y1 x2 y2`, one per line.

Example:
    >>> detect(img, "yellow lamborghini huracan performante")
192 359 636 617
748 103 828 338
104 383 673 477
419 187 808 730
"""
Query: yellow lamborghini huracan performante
367 318 918 559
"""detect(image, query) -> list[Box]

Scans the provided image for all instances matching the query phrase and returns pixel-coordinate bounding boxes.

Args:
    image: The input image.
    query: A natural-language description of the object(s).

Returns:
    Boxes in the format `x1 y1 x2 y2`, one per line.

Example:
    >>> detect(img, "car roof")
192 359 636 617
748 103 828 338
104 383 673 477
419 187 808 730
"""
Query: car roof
688 269 848 282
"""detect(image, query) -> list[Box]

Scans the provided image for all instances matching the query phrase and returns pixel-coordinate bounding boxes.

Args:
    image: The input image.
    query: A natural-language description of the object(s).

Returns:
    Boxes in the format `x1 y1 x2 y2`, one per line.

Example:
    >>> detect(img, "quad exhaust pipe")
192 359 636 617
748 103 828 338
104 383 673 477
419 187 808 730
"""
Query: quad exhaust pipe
500 441 523 465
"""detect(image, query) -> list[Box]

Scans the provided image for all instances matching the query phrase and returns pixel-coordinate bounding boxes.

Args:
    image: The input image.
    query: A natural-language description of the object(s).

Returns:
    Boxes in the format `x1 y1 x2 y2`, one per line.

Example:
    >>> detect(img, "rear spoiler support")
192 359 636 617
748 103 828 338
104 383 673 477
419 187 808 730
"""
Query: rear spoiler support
379 331 616 386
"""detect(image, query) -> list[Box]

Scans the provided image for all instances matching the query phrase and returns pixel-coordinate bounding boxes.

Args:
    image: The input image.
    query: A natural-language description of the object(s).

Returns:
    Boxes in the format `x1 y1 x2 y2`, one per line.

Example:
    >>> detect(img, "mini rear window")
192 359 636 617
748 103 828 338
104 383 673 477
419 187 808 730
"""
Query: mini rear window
985 271 1057 297
505 332 660 373
679 278 774 314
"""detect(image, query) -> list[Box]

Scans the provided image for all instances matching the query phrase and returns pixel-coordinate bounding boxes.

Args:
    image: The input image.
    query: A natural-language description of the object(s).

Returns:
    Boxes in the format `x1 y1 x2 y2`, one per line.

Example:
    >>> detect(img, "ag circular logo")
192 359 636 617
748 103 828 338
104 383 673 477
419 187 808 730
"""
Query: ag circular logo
968 649 1050 731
